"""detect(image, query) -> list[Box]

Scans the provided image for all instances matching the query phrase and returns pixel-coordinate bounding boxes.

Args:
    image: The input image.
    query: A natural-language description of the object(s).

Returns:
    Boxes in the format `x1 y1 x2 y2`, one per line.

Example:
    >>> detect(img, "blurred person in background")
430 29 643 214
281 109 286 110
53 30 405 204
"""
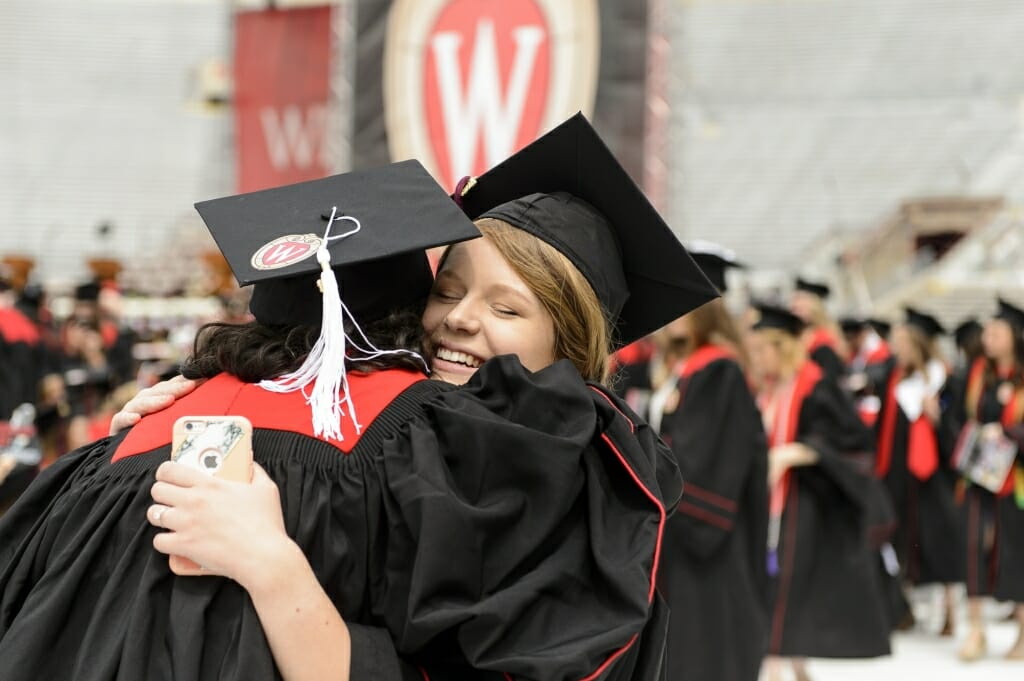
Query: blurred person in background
790 277 847 381
951 299 1024 661
608 334 657 414
843 317 892 375
59 283 116 450
0 267 44 420
16 283 64 378
872 309 962 636
840 316 868 365
748 303 890 681
954 319 984 370
608 240 744 418
97 281 139 387
844 317 893 430
0 268 46 513
650 245 769 681
941 318 985 425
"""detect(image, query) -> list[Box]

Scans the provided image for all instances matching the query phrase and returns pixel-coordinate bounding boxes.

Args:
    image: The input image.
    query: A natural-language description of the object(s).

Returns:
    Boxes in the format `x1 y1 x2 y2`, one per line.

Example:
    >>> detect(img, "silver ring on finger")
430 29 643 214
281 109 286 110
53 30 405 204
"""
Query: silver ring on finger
153 505 167 528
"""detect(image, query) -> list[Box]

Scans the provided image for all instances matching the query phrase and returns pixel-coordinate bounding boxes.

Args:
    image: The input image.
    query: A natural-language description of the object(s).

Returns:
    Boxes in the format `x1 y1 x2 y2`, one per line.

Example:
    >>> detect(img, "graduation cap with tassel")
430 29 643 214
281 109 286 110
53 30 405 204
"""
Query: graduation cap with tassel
193 160 480 441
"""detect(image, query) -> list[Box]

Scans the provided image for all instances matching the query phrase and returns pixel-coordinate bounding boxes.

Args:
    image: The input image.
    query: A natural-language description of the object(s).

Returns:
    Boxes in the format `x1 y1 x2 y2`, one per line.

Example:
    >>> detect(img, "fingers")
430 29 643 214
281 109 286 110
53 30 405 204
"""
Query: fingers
152 529 173 555
109 411 141 435
151 462 214 508
126 392 176 414
109 377 201 436
768 459 789 487
152 527 189 557
147 503 173 529
109 394 174 435
144 375 199 397
150 481 194 508
155 460 210 487
163 376 201 396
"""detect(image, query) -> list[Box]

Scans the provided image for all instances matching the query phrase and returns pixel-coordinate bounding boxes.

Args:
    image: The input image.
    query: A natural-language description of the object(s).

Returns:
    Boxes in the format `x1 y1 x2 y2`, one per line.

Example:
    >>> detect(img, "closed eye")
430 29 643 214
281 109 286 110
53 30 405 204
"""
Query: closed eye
431 289 462 302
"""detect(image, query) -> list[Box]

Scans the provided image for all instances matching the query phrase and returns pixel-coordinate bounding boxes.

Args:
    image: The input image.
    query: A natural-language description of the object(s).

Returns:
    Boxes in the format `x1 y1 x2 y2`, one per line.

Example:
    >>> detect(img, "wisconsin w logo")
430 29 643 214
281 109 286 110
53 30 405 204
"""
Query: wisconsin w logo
251 234 322 271
260 105 329 172
431 20 545 182
385 0 600 191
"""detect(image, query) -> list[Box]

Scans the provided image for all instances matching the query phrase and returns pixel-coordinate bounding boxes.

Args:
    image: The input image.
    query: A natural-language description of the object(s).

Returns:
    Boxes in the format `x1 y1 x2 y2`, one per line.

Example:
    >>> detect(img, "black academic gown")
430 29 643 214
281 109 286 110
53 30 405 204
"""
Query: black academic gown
995 424 1024 603
873 361 963 585
0 357 680 681
100 321 138 387
806 329 846 384
767 363 891 659
0 306 44 419
655 348 769 681
0 307 44 509
957 364 1024 602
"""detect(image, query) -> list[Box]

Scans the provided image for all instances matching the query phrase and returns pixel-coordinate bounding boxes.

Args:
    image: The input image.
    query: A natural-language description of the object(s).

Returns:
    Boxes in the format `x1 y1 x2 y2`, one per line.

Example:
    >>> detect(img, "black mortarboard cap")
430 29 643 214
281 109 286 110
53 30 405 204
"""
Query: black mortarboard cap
904 307 945 338
794 276 830 299
687 240 745 294
790 276 831 296
866 318 892 339
194 160 480 326
752 302 806 336
455 112 718 346
74 281 101 302
838 316 866 335
18 283 43 312
995 297 1024 331
954 318 982 347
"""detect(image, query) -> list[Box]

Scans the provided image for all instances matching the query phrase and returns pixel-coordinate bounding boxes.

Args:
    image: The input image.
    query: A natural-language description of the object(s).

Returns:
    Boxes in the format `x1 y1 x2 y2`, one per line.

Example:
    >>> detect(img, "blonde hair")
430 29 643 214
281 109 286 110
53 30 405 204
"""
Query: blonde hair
475 218 613 383
897 325 937 376
801 294 848 359
680 299 750 369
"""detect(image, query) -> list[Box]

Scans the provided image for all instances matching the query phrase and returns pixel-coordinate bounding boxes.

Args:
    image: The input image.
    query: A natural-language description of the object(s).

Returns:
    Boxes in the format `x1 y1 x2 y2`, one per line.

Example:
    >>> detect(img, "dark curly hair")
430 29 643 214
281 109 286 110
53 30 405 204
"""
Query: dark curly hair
182 304 428 382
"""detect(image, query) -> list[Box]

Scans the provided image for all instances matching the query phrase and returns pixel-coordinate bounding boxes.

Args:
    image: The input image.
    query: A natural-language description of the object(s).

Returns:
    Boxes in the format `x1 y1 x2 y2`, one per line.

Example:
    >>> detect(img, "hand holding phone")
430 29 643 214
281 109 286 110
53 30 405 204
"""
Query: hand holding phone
168 415 254 575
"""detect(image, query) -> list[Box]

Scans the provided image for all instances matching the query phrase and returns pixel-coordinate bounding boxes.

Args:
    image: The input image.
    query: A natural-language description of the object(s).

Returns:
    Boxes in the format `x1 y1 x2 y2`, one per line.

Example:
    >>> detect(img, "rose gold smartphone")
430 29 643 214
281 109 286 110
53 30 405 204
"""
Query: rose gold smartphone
168 415 254 575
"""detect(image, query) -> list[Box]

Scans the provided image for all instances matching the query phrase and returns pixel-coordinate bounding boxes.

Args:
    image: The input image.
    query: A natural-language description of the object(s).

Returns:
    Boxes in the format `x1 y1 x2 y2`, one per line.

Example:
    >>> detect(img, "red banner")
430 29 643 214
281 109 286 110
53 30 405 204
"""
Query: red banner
234 7 332 193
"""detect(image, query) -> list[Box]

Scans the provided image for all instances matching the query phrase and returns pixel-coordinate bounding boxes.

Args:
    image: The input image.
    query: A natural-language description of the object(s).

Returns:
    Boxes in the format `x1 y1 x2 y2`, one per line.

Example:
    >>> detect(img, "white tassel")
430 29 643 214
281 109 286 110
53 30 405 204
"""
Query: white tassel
259 208 427 442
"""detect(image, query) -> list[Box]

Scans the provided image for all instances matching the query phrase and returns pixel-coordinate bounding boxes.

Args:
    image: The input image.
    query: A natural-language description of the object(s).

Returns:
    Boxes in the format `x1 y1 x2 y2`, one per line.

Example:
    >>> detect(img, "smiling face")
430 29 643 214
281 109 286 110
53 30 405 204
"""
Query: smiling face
421 235 557 385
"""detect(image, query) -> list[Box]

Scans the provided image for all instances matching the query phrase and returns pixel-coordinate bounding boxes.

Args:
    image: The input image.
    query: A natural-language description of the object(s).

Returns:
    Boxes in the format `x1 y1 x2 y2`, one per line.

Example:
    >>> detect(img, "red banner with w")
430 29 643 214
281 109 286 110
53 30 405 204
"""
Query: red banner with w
234 7 332 193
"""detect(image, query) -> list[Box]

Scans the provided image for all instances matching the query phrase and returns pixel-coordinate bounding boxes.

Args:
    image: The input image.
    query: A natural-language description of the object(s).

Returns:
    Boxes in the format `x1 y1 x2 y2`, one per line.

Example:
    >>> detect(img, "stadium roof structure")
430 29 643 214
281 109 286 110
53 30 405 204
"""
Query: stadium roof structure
667 0 1024 272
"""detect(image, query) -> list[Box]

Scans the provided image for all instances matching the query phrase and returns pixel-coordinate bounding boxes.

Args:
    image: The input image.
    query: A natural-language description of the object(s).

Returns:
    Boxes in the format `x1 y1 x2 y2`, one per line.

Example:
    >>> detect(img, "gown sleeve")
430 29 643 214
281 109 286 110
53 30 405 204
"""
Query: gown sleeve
376 355 675 681
811 345 847 382
795 377 880 517
664 358 768 558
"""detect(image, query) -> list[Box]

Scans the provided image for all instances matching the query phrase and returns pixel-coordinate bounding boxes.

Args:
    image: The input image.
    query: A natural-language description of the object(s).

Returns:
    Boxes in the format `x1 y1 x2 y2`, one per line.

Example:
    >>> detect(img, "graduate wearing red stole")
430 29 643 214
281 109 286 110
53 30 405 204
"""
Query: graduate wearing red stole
953 299 1024 661
872 308 962 635
791 277 847 382
749 304 889 681
651 248 769 681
